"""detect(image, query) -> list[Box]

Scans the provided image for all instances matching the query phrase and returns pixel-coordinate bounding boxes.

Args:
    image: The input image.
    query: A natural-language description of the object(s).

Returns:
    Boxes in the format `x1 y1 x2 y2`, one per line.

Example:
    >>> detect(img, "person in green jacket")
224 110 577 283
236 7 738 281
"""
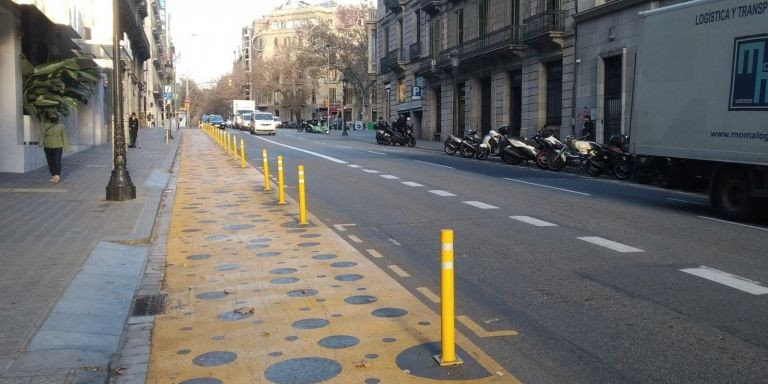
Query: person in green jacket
40 111 68 184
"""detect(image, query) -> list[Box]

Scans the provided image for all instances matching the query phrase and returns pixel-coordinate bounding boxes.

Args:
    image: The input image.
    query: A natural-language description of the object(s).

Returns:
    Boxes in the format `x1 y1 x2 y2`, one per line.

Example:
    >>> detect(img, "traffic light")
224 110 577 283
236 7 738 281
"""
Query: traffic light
228 78 232 87
243 84 250 100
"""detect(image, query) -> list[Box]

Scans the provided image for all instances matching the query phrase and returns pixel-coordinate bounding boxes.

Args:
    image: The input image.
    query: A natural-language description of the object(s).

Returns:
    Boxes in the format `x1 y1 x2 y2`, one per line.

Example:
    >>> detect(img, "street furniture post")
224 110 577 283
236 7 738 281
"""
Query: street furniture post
240 139 246 168
277 155 285 205
262 149 270 191
434 229 463 366
298 165 307 225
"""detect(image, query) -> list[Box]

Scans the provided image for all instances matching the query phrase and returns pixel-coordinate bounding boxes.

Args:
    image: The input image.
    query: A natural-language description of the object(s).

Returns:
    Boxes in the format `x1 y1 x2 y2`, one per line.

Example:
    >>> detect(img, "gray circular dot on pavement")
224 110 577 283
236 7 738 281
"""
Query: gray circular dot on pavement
257 251 281 257
316 298 326 302
180 379 222 384
288 289 318 297
251 237 272 243
344 295 377 305
223 224 254 230
330 313 342 318
186 254 211 261
299 307 311 311
300 234 321 238
330 261 357 268
285 335 298 341
192 351 237 367
268 351 284 357
418 321 431 326
212 335 225 341
217 311 252 321
264 357 341 384
365 354 379 359
181 327 192 331
298 242 320 247
177 349 191 355
252 219 269 223
270 268 298 275
197 219 216 224
292 318 330 330
357 288 367 291
316 275 326 278
213 189 229 194
282 221 317 228
331 285 341 288
287 229 306 233
382 337 396 343
318 335 359 349
252 319 264 325
206 235 231 241
371 308 408 318
364 379 381 384
271 277 300 284
335 274 364 282
182 228 201 233
215 263 240 271
247 244 269 250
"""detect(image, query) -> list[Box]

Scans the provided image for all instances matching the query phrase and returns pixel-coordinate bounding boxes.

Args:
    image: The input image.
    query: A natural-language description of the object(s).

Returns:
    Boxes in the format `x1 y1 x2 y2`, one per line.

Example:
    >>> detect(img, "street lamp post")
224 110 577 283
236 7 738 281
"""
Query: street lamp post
106 0 136 201
341 76 348 136
325 43 332 127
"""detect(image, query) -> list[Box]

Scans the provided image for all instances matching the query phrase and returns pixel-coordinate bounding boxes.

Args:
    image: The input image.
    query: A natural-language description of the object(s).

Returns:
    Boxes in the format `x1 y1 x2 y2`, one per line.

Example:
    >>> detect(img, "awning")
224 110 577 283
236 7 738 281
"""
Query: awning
18 4 81 64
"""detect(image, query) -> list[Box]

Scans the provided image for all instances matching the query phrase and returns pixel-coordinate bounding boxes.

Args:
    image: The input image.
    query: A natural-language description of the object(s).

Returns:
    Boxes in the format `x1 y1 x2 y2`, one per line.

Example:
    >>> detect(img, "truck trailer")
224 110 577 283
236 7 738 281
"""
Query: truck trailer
631 0 768 220
232 99 256 130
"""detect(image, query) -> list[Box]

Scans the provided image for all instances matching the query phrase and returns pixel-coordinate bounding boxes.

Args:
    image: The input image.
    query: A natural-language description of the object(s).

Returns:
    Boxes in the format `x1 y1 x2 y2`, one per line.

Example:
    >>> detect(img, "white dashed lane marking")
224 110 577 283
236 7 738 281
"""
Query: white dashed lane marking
429 190 456 197
367 151 386 155
504 177 590 196
347 235 363 243
463 201 499 210
387 265 411 278
414 160 454 169
366 249 384 259
380 175 400 180
578 237 644 253
401 181 424 187
680 266 768 295
363 169 380 173
347 164 362 168
510 216 557 227
416 287 441 303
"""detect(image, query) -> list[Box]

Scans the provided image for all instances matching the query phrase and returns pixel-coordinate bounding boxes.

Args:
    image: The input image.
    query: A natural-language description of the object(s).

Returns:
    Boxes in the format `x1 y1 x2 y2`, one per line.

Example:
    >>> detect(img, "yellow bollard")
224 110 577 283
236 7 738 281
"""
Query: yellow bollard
298 165 306 225
262 149 271 191
240 139 246 168
277 155 285 205
227 133 231 155
232 135 237 160
434 229 462 366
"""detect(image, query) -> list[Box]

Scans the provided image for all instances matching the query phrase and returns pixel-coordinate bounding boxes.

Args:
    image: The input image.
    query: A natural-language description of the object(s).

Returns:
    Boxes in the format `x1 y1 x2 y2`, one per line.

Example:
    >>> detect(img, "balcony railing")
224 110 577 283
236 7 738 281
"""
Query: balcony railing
383 0 405 12
380 49 405 72
522 10 568 41
459 26 522 60
409 43 421 61
420 0 441 14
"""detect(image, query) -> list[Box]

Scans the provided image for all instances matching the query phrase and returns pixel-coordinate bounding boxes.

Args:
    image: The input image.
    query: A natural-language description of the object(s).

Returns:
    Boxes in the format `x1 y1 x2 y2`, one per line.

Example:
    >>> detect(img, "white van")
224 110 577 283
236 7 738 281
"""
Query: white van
251 112 277 135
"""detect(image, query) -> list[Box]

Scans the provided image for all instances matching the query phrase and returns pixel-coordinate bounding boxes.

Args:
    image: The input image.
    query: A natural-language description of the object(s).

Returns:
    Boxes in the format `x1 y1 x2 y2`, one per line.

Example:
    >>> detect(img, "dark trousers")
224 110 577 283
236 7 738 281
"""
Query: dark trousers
130 127 138 146
43 147 62 176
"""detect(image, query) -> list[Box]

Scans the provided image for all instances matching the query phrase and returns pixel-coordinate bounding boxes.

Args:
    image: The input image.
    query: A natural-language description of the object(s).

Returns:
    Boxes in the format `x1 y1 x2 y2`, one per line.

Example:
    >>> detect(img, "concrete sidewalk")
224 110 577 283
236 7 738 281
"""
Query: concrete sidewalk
0 127 181 383
121 129 518 383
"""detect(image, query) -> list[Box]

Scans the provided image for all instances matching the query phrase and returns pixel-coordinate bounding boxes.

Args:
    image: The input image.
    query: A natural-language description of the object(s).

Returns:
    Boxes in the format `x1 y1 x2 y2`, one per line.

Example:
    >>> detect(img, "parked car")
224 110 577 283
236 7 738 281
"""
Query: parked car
251 112 277 135
209 115 225 129
225 118 233 128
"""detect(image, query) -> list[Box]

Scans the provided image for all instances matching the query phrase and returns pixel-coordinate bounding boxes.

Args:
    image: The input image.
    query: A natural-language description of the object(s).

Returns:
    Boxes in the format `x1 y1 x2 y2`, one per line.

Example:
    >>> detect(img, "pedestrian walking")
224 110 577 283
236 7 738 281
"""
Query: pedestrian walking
128 112 139 148
147 112 154 127
39 111 68 184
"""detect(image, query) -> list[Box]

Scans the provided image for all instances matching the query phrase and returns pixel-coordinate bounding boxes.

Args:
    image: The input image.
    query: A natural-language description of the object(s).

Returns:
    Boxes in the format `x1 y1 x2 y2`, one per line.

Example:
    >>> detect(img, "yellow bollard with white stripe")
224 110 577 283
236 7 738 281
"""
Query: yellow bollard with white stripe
227 133 232 155
434 229 463 366
277 155 285 205
262 149 270 191
240 139 246 168
232 135 237 160
298 165 306 225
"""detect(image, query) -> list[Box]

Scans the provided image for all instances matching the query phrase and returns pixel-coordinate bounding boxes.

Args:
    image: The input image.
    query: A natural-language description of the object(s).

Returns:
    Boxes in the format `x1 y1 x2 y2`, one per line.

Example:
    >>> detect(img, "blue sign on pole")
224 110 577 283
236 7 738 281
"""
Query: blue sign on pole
411 85 422 100
164 85 173 100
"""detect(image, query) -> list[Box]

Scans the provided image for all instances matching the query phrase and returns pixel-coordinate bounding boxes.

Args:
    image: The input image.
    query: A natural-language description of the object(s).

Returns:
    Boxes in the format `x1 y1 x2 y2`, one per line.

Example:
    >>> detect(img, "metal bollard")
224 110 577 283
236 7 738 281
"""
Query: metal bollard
262 149 270 191
277 155 285 205
240 139 246 168
434 229 463 366
298 165 306 225
227 133 231 155
232 135 237 160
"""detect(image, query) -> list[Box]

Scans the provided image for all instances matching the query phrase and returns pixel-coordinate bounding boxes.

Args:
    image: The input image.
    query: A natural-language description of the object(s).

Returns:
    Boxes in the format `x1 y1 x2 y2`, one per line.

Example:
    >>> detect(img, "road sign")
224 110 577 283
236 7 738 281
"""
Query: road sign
411 85 422 100
164 85 173 100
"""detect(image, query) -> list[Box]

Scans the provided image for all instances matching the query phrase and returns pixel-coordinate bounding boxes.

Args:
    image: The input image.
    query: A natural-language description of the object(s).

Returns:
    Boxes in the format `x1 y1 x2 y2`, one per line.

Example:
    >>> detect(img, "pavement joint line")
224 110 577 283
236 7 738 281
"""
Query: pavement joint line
387 264 411 277
416 287 441 303
680 266 768 295
401 181 424 187
414 160 454 169
578 236 644 253
429 190 457 197
347 234 363 243
503 177 591 196
698 216 768 232
463 201 499 209
365 249 384 259
456 315 519 338
510 216 557 227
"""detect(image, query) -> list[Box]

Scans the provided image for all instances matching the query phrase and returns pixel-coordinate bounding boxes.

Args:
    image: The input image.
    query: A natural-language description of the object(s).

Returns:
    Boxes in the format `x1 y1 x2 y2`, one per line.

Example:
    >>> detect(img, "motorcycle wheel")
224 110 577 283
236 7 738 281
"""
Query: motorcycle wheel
376 135 384 145
407 137 416 147
476 147 490 160
460 145 475 158
547 152 565 171
500 152 520 165
614 158 634 180
444 141 458 155
535 151 550 169
585 159 604 177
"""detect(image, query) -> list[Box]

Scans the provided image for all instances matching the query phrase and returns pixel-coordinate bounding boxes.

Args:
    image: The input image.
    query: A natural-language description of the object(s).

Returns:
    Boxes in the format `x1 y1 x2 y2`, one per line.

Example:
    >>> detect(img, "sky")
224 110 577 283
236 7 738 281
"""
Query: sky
167 0 369 86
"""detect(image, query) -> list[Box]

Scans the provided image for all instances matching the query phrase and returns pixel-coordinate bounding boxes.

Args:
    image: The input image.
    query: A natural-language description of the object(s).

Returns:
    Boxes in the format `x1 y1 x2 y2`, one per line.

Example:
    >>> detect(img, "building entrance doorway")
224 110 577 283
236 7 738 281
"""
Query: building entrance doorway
603 55 622 143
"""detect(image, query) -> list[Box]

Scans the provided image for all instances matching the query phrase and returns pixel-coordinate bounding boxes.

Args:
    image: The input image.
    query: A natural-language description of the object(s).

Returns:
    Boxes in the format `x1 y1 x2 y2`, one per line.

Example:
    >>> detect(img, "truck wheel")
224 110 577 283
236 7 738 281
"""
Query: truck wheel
713 170 753 221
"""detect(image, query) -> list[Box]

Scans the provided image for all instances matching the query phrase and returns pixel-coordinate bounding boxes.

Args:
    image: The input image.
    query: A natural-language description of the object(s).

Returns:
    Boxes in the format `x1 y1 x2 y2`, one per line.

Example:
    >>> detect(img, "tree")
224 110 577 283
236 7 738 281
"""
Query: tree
21 56 99 122
296 4 375 122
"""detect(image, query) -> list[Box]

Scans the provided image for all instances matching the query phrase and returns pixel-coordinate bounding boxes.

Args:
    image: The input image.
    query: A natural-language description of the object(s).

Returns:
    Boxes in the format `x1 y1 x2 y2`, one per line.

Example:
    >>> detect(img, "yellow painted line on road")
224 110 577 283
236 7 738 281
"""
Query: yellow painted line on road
347 234 363 243
416 287 441 303
456 315 519 338
387 264 411 278
366 249 384 259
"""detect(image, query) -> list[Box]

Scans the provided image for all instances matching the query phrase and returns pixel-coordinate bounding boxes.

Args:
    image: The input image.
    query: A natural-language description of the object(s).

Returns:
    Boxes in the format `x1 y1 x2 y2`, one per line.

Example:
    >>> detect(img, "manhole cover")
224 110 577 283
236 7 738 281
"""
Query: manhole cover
131 294 167 316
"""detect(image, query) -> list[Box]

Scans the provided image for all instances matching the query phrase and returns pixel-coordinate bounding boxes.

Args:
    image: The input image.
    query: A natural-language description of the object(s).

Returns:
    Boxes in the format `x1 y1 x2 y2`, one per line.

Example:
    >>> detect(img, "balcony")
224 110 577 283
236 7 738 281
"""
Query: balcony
119 0 150 61
522 10 568 46
379 49 405 73
383 0 405 13
409 43 422 62
137 0 147 18
416 50 450 79
459 26 524 61
420 0 441 15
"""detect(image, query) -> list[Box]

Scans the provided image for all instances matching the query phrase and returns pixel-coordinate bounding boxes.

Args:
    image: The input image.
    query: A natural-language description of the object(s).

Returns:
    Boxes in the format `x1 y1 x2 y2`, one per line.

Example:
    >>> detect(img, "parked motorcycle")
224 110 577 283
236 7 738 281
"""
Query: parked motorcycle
458 130 483 158
377 117 416 147
583 134 634 179
500 133 539 165
547 135 592 171
534 132 563 169
476 127 509 160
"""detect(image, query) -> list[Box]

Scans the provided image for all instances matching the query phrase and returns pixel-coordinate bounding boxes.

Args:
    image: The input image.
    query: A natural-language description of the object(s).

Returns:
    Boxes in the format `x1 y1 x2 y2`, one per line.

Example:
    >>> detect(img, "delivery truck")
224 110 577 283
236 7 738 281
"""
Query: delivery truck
232 99 256 130
631 0 768 220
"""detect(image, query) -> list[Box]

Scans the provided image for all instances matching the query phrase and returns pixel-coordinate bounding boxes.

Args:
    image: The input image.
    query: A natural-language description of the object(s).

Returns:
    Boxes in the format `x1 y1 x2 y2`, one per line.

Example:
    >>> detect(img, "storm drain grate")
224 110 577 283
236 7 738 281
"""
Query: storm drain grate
131 294 167 316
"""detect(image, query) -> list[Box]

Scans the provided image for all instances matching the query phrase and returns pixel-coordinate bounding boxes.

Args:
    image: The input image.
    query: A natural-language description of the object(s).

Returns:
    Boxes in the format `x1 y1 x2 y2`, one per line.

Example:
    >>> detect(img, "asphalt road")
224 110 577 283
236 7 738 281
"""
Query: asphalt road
227 127 768 384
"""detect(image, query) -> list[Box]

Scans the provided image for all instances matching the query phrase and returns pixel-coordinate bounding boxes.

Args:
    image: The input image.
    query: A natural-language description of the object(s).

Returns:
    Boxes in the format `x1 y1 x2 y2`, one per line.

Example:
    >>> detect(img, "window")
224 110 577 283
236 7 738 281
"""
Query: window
456 9 464 45
429 19 440 57
415 11 421 45
330 88 337 104
274 37 279 50
545 61 563 125
479 0 488 37
398 78 406 103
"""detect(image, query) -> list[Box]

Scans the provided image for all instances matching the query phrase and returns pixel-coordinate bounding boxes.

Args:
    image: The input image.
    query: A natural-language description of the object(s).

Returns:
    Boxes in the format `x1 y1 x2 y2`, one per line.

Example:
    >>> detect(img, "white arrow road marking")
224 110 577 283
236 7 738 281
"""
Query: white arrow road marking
681 266 768 295
578 237 644 253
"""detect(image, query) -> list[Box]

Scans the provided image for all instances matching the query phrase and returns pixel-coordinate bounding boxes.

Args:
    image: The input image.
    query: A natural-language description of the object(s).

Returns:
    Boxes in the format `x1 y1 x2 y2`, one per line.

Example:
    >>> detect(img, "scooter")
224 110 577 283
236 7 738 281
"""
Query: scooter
547 135 592 171
377 119 416 147
476 127 508 160
500 134 539 165
583 134 634 179
444 133 464 155
535 133 563 169
459 130 482 158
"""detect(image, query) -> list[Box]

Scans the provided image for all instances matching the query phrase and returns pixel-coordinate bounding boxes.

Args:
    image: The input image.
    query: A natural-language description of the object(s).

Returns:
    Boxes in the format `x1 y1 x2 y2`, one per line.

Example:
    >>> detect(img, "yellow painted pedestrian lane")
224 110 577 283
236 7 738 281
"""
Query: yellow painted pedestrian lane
147 130 521 383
